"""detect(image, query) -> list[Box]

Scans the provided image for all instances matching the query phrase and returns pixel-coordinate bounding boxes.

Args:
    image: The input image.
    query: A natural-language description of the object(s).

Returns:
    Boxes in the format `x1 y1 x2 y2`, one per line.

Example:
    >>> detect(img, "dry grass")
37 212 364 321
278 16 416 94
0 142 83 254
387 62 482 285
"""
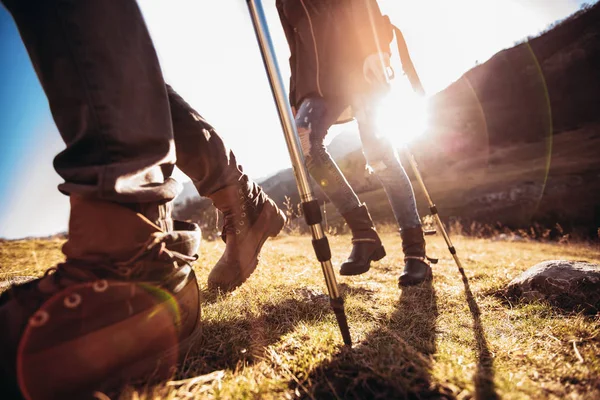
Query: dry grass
1 233 599 399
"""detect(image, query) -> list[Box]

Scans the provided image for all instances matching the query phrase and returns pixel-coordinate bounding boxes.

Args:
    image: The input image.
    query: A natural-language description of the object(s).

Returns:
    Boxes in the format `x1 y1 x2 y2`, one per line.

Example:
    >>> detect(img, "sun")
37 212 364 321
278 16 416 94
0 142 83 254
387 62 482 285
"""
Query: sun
373 82 430 148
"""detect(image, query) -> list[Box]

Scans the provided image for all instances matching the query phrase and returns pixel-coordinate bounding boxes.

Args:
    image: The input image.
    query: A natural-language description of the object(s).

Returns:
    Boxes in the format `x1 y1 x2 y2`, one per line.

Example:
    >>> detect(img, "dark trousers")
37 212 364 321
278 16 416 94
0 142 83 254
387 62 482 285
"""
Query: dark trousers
3 0 244 205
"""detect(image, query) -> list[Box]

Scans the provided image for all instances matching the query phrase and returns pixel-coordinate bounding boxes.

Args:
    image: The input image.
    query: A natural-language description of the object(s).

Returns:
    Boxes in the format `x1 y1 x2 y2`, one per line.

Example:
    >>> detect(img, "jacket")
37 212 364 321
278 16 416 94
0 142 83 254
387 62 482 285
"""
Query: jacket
276 0 394 119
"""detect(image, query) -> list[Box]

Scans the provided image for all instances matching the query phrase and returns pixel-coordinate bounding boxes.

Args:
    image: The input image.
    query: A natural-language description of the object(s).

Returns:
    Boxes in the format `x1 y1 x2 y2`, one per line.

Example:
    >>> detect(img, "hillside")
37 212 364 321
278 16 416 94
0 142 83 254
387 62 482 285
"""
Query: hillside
424 2 600 152
175 2 600 238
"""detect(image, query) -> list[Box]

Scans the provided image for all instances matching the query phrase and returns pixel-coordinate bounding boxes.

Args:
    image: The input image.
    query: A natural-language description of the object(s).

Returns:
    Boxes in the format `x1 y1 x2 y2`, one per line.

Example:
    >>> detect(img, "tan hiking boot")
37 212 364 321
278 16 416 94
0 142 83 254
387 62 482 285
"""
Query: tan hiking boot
0 196 201 399
207 180 286 292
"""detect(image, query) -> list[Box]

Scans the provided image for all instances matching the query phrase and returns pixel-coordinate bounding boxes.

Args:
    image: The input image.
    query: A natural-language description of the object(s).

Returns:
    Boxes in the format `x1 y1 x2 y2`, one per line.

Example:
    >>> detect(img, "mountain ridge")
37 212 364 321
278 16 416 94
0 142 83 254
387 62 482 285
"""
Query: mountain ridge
175 2 600 237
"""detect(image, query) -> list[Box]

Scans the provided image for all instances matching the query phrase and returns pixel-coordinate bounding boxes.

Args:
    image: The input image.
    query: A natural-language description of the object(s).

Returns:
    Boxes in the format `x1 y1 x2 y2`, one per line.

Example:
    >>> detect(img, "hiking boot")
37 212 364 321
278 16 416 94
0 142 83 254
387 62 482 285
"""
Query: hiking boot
398 226 434 287
0 196 202 399
339 204 386 276
207 178 286 291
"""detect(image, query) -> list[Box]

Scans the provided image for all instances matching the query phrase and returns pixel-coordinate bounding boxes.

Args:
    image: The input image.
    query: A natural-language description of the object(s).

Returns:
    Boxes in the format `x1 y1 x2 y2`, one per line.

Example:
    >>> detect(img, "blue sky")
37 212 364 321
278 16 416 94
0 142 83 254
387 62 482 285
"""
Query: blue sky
0 0 591 239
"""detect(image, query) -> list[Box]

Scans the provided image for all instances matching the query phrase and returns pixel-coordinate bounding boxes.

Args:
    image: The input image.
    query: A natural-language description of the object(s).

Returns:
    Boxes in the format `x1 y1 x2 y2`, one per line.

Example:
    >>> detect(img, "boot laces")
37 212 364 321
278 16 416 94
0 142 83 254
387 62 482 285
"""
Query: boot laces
2 233 197 309
221 189 258 239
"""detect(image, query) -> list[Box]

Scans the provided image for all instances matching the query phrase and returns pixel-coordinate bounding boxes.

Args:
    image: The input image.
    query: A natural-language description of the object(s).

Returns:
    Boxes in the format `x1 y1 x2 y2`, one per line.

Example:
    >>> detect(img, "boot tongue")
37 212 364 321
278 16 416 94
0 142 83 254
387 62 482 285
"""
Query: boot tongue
241 176 266 213
62 196 163 264
164 221 202 256
209 179 267 243
37 220 201 296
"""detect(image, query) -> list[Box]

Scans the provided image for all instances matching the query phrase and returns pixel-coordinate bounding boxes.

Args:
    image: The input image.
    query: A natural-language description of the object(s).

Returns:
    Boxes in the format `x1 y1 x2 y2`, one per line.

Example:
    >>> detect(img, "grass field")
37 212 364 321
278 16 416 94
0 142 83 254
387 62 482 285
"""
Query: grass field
1 233 599 399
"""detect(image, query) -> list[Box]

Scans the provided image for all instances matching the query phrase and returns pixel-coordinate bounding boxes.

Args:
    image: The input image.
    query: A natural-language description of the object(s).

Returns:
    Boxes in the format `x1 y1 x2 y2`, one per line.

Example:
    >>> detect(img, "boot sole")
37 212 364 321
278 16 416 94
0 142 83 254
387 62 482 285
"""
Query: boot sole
208 204 286 292
339 245 386 276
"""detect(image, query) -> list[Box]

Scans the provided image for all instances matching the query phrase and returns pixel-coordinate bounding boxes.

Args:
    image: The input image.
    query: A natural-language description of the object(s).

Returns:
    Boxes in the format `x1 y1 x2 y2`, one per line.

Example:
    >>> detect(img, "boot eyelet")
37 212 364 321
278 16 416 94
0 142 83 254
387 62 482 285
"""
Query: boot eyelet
241 213 246 217
93 280 109 293
242 205 246 210
238 189 243 194
118 267 132 276
236 229 241 235
29 310 49 327
239 221 245 226
64 293 82 309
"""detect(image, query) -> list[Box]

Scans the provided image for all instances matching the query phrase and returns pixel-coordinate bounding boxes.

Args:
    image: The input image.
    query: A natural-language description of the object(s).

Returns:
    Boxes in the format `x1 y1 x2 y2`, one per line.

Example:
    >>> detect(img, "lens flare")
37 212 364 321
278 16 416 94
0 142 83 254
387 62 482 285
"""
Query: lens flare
373 81 430 147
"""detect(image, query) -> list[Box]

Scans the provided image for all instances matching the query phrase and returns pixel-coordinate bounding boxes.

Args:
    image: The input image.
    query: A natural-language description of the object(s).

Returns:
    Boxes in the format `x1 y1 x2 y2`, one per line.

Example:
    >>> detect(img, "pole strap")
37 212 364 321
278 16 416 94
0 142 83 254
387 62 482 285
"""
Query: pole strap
405 255 439 265
392 25 425 96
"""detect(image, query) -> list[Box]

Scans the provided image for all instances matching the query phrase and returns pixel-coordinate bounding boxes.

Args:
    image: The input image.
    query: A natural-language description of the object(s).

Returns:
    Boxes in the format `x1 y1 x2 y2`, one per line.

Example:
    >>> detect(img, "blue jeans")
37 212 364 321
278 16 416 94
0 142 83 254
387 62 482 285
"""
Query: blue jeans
295 96 421 230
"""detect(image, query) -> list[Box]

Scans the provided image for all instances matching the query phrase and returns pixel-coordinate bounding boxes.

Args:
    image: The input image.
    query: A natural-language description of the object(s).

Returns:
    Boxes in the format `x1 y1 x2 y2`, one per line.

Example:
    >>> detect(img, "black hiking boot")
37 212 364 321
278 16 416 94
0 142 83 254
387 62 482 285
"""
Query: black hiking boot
339 204 386 276
398 226 436 287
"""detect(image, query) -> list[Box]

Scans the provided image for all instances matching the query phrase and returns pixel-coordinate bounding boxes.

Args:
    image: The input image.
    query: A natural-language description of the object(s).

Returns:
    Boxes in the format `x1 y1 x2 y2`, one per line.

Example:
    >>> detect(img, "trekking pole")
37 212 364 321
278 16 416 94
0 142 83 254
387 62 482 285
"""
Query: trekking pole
246 0 352 346
392 25 465 273
401 148 465 273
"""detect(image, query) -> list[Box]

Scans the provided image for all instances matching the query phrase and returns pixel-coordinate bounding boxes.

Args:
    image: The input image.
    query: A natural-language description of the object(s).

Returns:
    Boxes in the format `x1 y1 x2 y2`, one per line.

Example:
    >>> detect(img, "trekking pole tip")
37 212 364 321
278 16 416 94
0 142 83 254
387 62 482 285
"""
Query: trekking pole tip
331 297 352 346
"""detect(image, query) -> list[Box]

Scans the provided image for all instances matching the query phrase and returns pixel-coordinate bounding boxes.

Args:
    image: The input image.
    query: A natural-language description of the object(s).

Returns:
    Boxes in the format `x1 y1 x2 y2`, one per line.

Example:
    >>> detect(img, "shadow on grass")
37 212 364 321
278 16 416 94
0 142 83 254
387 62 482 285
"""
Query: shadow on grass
458 268 500 400
112 292 335 399
177 295 331 378
297 280 456 399
338 282 376 299
161 270 499 399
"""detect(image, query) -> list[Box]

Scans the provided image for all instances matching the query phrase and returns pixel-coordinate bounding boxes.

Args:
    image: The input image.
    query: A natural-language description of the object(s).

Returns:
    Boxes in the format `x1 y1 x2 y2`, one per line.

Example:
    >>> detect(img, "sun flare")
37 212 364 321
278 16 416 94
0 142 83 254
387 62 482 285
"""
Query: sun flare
373 83 429 148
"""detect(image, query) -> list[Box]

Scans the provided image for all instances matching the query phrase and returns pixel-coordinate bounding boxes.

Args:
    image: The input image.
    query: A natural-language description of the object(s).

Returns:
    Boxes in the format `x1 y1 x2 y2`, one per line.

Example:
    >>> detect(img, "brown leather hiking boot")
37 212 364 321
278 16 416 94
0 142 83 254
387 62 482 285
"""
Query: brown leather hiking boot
0 196 201 399
207 180 286 292
339 204 386 276
398 226 434 287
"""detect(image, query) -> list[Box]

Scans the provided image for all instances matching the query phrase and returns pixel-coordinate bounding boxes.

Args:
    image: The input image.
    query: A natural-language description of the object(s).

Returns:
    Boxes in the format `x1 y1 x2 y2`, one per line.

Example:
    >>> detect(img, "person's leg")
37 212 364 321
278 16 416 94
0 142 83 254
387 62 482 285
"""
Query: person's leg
353 100 421 230
0 1 200 397
4 0 180 206
354 97 432 286
295 97 386 276
167 85 285 292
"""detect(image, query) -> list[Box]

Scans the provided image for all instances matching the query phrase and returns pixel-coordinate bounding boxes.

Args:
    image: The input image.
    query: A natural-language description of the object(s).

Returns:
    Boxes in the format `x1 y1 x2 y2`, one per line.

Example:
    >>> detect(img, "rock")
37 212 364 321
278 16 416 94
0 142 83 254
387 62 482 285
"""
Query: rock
504 260 600 313
294 287 328 303
491 233 529 242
